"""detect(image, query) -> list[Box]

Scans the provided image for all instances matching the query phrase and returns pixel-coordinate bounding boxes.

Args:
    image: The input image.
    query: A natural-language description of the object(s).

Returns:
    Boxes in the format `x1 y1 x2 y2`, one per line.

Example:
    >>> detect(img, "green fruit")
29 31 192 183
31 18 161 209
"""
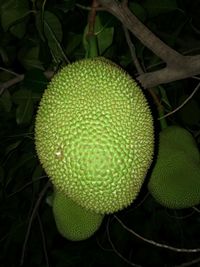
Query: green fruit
53 190 104 241
160 126 200 162
148 126 200 209
35 57 154 214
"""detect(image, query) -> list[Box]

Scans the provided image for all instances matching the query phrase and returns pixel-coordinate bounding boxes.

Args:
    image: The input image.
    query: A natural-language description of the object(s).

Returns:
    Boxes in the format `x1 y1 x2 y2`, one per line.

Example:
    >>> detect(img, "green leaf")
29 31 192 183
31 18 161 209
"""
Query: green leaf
65 33 82 55
6 152 35 187
159 86 172 109
0 90 12 112
16 100 33 125
44 11 63 42
178 97 200 127
0 46 9 64
23 68 48 93
143 0 179 17
10 20 28 39
83 15 114 56
129 3 147 22
18 45 43 70
97 26 114 55
0 0 29 38
12 89 34 124
36 11 68 64
5 140 22 156
95 15 114 55
32 164 44 180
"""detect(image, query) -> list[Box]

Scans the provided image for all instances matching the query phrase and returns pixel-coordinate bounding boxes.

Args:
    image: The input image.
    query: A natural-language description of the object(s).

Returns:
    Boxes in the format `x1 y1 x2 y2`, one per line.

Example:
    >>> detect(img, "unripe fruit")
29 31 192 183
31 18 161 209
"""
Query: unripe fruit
35 57 154 214
148 126 200 209
53 190 104 241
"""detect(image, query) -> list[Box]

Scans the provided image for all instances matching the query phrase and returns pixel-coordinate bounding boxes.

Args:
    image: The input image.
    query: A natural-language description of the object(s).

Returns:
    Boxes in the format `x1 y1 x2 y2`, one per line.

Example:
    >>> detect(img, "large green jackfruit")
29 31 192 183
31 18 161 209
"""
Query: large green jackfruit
35 57 154 214
148 126 200 209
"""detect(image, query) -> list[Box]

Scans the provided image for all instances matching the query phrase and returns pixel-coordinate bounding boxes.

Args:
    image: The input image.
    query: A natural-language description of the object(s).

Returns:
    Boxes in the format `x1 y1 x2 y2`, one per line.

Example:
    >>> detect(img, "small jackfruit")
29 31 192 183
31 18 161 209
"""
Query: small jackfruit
160 126 200 162
53 190 104 241
148 126 200 209
35 57 154 214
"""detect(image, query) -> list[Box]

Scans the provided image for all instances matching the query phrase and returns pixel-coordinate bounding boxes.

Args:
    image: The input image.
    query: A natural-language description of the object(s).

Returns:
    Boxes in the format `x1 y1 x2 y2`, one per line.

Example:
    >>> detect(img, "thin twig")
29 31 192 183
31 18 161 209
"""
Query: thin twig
166 210 195 220
96 236 113 252
175 256 200 267
0 67 21 77
123 25 144 75
114 215 200 253
0 70 54 94
148 88 163 111
76 3 104 11
192 76 200 80
7 176 48 198
123 193 150 216
193 207 200 213
44 20 70 64
107 217 142 267
0 75 24 95
37 213 50 267
20 181 50 266
158 82 200 119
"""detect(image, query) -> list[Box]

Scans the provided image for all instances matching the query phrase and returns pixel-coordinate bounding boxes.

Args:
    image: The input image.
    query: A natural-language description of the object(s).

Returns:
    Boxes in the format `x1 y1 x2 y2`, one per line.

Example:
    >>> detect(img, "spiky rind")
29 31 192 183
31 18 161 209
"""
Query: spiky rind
160 126 200 162
148 126 200 209
53 190 104 241
35 57 154 213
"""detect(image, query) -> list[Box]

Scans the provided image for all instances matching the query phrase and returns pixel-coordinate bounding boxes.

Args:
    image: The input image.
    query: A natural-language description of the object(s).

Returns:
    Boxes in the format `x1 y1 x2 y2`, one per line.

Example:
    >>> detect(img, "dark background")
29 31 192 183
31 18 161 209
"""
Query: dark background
0 0 200 266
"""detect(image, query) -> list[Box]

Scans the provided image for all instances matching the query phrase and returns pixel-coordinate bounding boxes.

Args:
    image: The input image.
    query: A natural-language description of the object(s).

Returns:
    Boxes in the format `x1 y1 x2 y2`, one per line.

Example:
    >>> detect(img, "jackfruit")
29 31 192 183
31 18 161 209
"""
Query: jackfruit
148 126 200 209
35 57 154 214
160 126 200 162
53 189 104 241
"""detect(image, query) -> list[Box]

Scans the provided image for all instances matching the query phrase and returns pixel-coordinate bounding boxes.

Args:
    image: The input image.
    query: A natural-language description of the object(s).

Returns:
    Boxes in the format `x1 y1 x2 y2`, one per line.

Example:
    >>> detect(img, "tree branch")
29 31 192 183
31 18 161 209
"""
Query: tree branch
2 1 200 90
123 25 144 75
20 182 51 266
114 215 200 253
97 0 200 88
159 82 200 119
98 0 181 63
138 56 200 88
0 75 24 95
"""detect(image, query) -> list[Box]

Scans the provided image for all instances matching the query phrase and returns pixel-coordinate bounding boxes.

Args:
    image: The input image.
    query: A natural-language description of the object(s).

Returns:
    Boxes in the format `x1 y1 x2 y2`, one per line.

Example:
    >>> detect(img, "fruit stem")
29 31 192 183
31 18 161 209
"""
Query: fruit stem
85 0 99 58
86 34 99 58
158 108 168 130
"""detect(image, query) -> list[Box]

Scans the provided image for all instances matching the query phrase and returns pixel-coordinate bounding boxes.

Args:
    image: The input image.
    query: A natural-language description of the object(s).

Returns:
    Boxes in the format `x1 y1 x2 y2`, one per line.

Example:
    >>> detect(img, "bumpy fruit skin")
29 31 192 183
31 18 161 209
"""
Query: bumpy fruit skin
35 57 154 214
148 126 200 209
160 126 200 162
53 190 104 241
